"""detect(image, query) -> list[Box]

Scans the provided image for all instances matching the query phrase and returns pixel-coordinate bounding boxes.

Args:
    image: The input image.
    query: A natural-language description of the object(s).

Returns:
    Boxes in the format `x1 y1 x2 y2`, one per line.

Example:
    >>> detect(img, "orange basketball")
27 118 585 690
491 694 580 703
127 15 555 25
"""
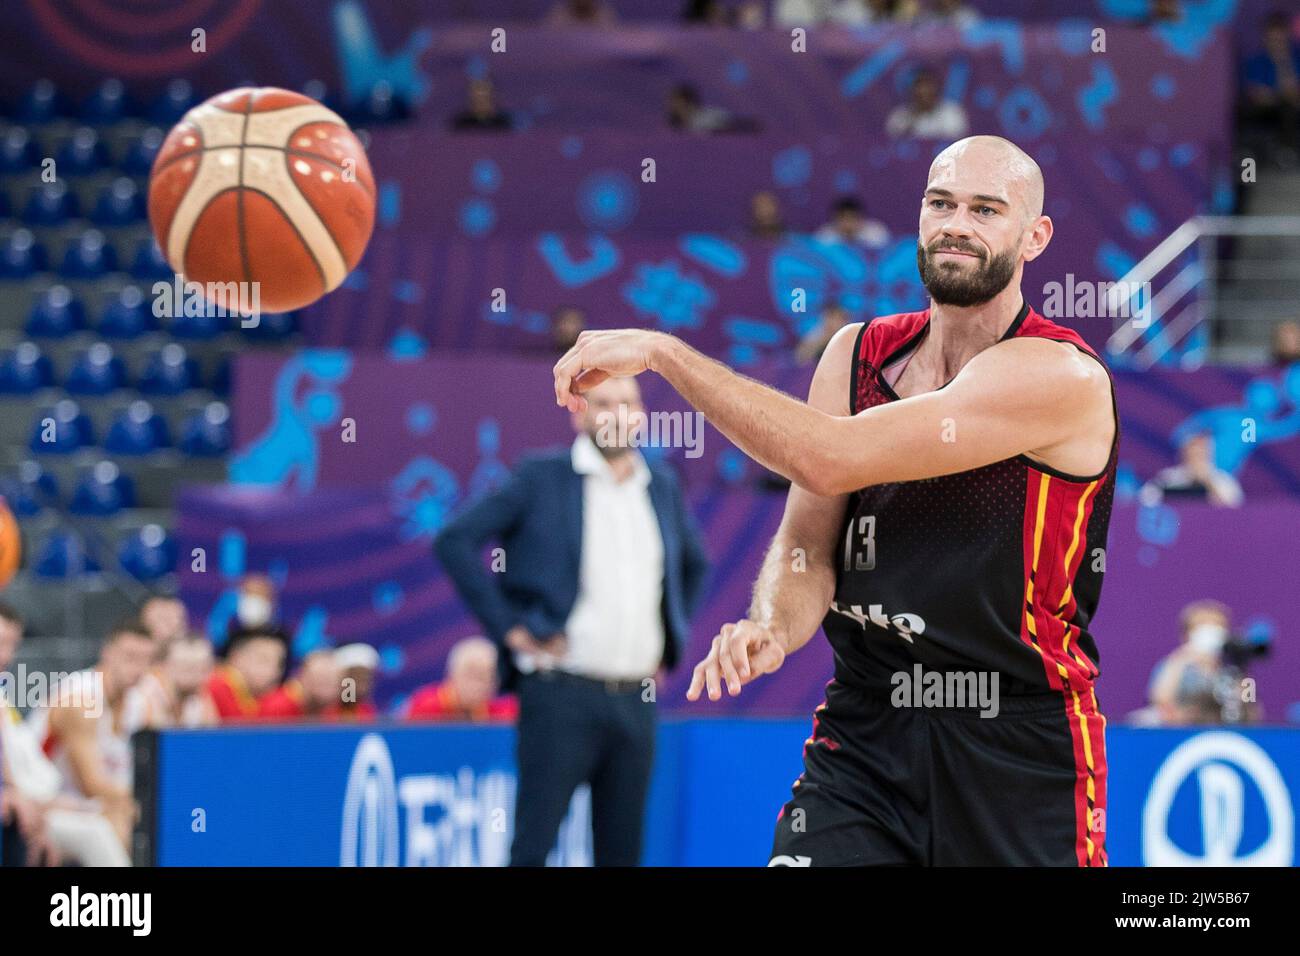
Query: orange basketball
0 497 21 588
147 87 375 313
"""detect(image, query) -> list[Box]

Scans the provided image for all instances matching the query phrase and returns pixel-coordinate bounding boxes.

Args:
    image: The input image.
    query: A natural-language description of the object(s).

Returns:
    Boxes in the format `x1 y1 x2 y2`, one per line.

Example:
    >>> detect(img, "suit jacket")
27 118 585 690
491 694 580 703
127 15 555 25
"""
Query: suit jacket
434 447 710 690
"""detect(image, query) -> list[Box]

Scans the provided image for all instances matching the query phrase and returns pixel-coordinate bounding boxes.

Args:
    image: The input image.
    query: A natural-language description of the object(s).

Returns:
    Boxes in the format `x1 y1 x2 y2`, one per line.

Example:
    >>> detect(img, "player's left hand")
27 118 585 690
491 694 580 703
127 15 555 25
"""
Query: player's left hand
687 620 787 702
553 329 665 413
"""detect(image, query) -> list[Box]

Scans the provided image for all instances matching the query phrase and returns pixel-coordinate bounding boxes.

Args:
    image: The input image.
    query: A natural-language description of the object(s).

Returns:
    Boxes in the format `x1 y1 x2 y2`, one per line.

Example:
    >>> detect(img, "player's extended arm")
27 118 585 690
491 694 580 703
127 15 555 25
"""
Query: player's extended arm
554 329 1111 495
686 325 858 701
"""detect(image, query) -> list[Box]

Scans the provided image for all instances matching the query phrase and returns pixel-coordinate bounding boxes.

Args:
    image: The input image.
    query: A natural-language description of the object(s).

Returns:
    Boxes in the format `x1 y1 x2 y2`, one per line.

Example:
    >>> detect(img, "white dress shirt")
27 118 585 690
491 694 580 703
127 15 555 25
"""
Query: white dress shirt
557 434 666 681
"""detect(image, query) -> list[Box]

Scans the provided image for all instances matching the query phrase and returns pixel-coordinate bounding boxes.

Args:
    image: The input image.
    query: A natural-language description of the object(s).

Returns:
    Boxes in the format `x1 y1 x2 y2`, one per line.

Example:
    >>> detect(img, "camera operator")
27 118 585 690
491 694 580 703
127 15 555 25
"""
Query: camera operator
1147 600 1266 725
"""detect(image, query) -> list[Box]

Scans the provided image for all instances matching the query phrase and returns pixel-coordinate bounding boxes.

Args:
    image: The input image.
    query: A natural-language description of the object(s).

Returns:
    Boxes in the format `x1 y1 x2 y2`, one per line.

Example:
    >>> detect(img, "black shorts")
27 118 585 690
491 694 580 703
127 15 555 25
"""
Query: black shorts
768 679 1108 866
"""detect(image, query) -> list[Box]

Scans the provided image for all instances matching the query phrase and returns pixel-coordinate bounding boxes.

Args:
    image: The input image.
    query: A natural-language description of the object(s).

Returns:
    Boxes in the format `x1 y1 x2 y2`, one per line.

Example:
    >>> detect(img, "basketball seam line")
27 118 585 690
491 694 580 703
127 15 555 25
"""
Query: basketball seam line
236 94 254 290
151 145 376 200
282 153 353 277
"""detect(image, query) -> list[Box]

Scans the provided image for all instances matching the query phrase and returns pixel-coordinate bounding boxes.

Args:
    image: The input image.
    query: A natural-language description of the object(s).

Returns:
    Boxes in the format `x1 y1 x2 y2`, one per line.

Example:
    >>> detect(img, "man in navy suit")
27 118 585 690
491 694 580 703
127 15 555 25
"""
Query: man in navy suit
435 377 709 866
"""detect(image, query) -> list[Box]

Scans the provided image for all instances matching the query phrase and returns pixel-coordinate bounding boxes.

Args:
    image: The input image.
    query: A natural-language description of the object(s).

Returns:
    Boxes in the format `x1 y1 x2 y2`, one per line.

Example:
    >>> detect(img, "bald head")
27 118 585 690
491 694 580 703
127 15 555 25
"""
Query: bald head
917 136 1053 307
928 135 1043 223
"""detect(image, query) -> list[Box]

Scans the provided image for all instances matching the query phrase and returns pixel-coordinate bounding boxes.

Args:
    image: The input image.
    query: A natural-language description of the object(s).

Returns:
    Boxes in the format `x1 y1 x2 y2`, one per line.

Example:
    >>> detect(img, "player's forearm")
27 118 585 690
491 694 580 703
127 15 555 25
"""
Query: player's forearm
651 336 850 494
747 532 836 656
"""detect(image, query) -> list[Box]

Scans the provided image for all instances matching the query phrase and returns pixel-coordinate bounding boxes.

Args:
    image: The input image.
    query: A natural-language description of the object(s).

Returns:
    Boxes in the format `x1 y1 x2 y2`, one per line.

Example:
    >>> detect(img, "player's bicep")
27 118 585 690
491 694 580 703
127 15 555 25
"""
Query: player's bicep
836 338 1104 486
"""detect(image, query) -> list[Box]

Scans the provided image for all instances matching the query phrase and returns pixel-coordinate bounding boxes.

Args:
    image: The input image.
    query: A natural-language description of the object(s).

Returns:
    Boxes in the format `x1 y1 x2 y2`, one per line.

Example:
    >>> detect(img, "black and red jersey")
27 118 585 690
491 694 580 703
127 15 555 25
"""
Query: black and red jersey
824 301 1118 700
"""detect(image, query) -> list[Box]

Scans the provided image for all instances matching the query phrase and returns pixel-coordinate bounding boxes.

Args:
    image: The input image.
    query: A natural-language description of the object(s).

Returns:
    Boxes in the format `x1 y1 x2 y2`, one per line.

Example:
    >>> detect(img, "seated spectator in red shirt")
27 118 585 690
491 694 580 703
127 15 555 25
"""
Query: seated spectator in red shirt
258 650 343 721
403 637 519 723
207 626 289 721
334 643 380 721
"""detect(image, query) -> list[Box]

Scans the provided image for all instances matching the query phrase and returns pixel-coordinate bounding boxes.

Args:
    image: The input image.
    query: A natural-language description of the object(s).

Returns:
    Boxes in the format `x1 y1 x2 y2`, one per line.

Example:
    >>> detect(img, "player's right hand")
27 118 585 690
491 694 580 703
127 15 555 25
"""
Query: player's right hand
686 620 786 702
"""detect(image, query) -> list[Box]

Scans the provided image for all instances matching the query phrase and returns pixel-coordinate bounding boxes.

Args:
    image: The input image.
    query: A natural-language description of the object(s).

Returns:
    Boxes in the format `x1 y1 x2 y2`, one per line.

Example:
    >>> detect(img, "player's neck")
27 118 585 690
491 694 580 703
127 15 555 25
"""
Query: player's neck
926 285 1025 377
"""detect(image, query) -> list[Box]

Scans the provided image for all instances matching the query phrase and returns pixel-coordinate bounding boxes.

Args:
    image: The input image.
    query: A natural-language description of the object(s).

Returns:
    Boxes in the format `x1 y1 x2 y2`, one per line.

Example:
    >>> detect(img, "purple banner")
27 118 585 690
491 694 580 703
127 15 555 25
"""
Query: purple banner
1 10 1234 147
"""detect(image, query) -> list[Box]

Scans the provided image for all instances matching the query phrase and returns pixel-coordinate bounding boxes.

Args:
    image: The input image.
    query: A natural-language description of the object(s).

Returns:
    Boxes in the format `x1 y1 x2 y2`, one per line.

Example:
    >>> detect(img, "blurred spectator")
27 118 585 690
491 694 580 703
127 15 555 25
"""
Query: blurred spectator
152 636 219 727
552 306 587 353
451 78 514 132
815 196 890 249
208 625 289 721
547 0 617 27
1272 319 1300 365
667 83 739 134
748 190 788 240
1140 433 1243 508
920 0 979 28
139 593 188 651
1243 12 1300 165
0 603 59 866
886 68 969 139
1143 600 1256 725
775 0 832 24
258 649 343 721
796 304 851 364
683 0 728 24
831 0 901 26
1143 0 1184 26
735 0 766 28
232 573 278 633
24 620 154 861
403 637 519 722
334 643 379 720
129 624 218 729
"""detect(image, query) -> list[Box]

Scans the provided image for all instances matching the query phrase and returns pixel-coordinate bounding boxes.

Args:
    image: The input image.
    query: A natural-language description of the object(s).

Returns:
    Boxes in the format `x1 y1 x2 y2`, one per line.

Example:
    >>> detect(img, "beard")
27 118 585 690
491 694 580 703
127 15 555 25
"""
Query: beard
916 238 1018 307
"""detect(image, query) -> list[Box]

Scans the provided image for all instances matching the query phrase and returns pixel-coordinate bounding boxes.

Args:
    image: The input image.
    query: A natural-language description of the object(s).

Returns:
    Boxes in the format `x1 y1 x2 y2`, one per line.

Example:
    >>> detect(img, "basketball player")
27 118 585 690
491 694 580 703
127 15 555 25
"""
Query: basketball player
552 136 1117 866
29 620 156 857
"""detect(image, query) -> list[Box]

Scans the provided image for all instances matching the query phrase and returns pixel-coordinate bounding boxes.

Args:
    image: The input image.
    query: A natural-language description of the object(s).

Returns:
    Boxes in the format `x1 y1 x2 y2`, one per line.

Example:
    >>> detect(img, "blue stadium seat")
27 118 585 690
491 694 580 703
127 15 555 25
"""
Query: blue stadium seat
19 80 65 124
0 342 55 394
60 229 118 279
15 457 59 504
35 532 102 577
180 402 232 457
0 128 39 173
81 79 132 125
130 237 172 282
66 342 128 395
171 305 228 340
149 79 196 125
0 190 10 218
91 177 145 226
29 399 93 455
209 356 231 395
243 310 298 341
56 127 110 177
98 286 157 339
139 343 197 395
22 181 79 225
119 524 175 581
120 127 164 175
105 399 170 454
25 285 86 338
71 460 135 516
0 461 59 517
0 229 47 279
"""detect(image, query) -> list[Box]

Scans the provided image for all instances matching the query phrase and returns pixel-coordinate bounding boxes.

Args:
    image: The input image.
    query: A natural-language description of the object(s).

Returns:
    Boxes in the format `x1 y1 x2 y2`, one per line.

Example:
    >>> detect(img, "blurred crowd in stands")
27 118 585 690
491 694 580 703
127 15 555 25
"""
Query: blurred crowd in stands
0 587 516 865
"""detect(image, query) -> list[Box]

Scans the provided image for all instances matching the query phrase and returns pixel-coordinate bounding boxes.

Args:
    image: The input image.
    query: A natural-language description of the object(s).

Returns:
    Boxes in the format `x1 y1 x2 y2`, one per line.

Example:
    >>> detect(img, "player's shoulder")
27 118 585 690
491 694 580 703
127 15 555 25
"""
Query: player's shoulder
856 309 931 366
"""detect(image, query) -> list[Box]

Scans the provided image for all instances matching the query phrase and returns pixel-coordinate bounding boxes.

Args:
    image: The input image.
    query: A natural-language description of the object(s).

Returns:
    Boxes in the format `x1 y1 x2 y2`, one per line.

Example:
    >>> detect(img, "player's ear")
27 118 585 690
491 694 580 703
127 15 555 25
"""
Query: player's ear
1021 215 1053 263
